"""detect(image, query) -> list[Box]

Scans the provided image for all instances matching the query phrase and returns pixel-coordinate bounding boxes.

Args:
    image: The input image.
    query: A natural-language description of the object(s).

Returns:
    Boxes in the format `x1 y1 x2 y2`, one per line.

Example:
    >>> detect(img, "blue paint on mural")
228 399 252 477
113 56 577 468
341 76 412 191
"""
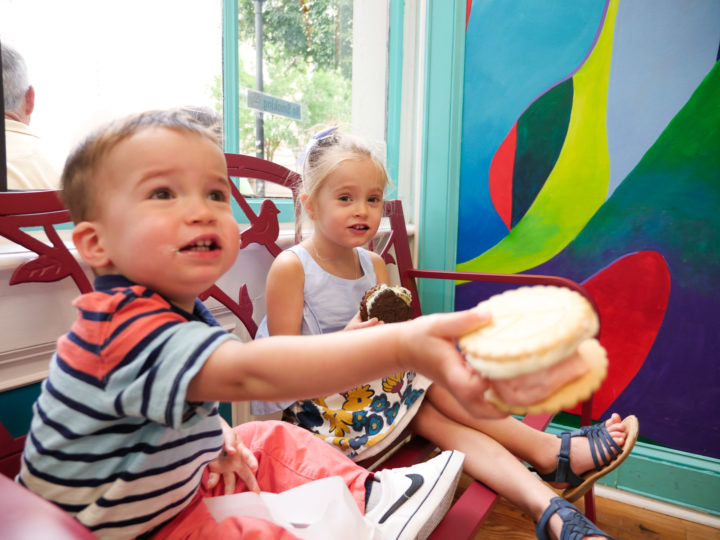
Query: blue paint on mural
458 1 720 458
606 0 720 197
458 0 604 262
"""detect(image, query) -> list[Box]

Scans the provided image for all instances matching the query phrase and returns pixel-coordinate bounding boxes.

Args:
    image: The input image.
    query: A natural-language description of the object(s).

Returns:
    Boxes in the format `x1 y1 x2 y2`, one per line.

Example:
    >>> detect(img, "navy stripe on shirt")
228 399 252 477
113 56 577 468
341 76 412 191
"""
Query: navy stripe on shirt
164 329 228 426
25 430 222 487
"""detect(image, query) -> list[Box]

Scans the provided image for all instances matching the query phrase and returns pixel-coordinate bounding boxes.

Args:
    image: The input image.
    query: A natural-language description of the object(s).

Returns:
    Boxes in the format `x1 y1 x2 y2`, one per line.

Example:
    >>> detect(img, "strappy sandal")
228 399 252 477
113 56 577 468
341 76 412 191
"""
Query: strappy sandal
537 415 639 502
536 497 614 540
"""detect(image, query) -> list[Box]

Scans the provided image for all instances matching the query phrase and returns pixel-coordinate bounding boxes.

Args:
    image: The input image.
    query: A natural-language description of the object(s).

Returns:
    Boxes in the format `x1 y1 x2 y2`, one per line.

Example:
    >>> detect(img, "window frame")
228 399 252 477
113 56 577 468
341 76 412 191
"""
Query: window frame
220 0 400 225
220 1 466 316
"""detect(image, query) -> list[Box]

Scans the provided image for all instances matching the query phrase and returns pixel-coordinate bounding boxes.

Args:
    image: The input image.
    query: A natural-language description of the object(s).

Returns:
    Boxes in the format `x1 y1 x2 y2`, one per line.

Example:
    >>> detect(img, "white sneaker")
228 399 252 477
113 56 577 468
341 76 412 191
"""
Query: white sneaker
364 450 465 540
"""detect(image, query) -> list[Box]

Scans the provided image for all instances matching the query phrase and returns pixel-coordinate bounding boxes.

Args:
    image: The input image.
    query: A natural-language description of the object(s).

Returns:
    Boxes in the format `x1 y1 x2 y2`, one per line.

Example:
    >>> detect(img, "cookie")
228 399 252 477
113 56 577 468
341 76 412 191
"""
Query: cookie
458 285 599 378
485 338 608 415
457 285 606 415
360 284 413 323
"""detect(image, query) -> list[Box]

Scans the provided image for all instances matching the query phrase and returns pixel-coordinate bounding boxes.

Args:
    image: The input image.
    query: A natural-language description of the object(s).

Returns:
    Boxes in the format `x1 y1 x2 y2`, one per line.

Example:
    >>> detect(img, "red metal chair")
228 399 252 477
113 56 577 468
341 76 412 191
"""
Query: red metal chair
0 189 91 294
0 190 91 482
0 473 97 539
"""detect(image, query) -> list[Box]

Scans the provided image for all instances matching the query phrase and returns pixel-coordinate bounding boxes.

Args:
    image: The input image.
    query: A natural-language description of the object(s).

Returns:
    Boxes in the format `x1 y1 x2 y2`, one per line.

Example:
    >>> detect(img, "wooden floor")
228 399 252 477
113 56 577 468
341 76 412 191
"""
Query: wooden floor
452 475 720 540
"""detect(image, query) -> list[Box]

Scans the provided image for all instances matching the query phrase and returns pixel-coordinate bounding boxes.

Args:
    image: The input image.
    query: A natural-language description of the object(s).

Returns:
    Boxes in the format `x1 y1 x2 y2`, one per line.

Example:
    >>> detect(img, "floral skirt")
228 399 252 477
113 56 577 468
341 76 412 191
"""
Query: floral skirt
283 372 432 461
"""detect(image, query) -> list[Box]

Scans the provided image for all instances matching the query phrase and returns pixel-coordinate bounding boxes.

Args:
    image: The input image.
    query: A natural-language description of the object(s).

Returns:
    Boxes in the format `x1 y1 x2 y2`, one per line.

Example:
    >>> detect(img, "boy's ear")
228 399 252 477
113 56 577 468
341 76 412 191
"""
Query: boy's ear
300 193 315 220
72 221 110 269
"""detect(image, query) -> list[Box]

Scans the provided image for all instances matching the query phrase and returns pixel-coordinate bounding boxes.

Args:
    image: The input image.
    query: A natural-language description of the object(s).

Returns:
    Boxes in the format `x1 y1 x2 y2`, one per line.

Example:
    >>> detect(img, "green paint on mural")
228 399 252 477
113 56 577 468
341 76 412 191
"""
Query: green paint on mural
512 78 574 227
561 60 720 289
458 0 619 275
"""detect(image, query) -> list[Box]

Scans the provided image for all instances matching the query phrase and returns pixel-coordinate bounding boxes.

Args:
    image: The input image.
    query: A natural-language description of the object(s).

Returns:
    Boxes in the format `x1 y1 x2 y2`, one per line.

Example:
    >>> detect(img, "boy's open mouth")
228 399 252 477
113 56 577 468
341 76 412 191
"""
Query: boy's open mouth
180 239 219 252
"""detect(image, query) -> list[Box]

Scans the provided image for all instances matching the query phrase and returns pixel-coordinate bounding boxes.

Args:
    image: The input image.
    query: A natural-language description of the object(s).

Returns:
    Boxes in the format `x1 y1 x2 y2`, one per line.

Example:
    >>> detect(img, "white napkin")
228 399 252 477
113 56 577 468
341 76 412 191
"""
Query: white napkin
203 475 383 540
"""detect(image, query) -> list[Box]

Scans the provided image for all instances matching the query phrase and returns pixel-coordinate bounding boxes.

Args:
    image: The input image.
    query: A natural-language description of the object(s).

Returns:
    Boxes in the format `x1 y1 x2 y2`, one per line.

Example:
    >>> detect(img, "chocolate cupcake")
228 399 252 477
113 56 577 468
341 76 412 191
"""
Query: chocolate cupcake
359 284 413 323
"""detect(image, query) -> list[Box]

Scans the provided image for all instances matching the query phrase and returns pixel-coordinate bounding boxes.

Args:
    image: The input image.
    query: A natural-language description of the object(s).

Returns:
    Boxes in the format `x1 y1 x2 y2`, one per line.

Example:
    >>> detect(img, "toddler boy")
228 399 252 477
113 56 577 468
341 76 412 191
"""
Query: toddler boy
18 110 506 539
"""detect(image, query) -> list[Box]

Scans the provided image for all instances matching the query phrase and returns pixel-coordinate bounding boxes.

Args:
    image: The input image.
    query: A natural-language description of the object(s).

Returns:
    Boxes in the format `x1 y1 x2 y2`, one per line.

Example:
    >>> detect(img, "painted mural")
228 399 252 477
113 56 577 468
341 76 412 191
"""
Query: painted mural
456 0 720 458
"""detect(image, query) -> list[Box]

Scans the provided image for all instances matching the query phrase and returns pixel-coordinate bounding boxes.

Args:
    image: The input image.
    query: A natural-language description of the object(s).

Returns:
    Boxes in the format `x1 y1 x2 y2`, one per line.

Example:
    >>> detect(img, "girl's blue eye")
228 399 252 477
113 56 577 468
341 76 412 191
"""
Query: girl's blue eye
368 196 382 203
150 188 172 200
339 195 351 202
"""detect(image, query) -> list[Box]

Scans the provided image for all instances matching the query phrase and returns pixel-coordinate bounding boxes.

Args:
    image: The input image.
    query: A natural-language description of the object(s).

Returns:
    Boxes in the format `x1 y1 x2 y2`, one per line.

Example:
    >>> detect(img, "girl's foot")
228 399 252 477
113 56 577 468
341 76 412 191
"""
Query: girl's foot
533 413 639 501
537 497 614 540
544 413 625 484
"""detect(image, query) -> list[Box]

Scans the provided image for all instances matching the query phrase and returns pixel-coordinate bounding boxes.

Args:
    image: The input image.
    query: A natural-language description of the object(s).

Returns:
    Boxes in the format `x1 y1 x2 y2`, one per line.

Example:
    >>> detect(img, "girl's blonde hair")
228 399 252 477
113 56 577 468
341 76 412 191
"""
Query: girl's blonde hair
295 128 390 240
300 128 390 201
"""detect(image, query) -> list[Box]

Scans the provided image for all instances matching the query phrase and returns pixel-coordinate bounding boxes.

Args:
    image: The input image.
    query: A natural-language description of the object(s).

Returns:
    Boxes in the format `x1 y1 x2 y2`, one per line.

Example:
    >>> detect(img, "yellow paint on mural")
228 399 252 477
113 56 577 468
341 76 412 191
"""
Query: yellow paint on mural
457 0 618 277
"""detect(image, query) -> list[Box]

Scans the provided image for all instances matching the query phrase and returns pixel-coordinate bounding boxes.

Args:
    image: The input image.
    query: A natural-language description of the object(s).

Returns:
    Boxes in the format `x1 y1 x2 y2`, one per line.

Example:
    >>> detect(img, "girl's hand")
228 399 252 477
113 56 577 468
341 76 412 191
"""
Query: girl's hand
205 420 260 494
344 311 383 331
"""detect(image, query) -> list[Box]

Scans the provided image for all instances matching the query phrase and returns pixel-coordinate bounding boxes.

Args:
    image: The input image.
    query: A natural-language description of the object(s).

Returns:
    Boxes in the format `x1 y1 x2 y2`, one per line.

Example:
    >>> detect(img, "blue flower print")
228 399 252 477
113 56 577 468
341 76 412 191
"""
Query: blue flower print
366 414 384 435
295 400 323 428
370 395 389 412
384 402 400 424
348 434 369 450
352 410 368 431
401 386 424 407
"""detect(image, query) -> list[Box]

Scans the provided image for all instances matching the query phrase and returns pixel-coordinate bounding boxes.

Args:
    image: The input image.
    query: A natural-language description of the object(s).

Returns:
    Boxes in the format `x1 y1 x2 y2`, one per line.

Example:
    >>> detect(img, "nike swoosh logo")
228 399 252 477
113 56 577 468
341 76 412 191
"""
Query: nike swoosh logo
378 473 424 523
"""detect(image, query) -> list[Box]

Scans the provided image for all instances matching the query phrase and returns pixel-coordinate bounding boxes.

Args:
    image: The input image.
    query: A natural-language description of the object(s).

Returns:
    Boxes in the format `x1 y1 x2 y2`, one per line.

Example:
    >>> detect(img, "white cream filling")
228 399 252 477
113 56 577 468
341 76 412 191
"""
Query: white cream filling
465 337 583 379
366 284 412 312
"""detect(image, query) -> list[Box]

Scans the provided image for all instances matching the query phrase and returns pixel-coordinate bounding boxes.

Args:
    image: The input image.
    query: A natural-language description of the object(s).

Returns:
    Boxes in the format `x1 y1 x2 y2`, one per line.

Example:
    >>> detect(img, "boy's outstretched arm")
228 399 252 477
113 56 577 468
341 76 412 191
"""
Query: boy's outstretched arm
188 308 508 419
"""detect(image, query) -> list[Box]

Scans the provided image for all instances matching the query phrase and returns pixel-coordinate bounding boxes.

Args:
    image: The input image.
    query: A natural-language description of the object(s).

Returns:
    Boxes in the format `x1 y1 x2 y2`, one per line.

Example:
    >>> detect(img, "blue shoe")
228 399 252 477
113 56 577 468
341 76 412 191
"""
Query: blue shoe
536 497 614 540
537 415 639 502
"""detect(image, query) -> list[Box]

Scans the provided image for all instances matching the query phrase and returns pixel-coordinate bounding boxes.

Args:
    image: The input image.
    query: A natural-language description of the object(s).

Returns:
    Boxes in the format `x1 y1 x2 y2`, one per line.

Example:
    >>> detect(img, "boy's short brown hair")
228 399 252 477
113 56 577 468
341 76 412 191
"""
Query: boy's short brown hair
61 109 222 223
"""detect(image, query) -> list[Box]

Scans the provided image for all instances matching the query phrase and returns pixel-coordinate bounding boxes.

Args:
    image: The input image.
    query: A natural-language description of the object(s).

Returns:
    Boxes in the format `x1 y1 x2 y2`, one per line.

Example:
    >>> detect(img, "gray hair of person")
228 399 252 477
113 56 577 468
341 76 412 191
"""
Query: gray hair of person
1 43 30 112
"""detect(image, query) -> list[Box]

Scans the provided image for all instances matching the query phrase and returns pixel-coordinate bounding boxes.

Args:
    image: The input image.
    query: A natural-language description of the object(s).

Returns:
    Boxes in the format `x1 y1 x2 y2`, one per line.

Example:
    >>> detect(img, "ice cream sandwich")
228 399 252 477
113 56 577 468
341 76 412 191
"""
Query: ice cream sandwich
458 285 608 415
359 284 413 323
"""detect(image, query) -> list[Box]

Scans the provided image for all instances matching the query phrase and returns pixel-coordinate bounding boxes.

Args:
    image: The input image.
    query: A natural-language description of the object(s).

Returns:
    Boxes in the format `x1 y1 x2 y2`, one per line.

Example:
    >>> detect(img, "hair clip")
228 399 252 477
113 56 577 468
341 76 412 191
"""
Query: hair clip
297 126 339 169
312 126 338 141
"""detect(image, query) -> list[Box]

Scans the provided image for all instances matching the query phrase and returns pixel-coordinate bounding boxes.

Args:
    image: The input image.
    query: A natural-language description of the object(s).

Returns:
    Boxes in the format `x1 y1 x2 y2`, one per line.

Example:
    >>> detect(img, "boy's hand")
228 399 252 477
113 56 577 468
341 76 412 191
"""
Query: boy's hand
344 311 383 331
205 420 260 494
399 308 508 419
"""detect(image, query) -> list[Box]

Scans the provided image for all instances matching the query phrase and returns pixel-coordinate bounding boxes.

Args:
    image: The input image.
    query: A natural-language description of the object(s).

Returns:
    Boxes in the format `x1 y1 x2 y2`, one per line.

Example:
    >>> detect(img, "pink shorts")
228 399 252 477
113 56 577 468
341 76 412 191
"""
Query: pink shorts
152 420 372 539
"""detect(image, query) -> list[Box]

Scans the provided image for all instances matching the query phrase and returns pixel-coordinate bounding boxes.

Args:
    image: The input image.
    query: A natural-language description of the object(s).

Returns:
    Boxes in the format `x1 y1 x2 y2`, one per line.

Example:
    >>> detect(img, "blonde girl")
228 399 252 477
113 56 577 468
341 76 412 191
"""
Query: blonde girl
253 128 636 540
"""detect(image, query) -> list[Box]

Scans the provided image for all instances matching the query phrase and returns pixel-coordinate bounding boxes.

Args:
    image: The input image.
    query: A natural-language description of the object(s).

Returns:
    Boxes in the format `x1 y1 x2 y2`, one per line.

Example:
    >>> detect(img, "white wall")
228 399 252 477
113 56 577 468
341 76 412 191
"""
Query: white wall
352 0 389 146
0 0 222 172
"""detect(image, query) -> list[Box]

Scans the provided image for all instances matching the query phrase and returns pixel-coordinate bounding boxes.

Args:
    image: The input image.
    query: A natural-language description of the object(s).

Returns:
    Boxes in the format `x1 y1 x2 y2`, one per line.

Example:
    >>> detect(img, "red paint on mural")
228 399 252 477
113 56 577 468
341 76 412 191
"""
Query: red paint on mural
567 251 671 418
488 123 517 230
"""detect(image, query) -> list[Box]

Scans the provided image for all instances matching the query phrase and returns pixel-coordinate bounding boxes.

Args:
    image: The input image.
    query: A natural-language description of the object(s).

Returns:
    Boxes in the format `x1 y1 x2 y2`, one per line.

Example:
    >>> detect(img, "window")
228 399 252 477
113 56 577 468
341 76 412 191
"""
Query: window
2 0 393 207
229 0 390 202
1 0 223 179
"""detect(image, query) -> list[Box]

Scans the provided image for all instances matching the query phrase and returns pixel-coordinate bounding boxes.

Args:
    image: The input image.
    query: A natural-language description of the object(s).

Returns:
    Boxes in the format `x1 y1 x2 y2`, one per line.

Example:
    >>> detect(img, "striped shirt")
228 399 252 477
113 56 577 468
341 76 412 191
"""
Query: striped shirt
18 275 238 539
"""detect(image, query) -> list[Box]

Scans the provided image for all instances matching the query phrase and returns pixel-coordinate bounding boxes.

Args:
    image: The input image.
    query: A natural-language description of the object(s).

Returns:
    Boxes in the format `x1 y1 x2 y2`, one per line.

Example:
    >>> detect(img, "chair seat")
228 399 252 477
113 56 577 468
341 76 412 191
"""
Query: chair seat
0 474 97 539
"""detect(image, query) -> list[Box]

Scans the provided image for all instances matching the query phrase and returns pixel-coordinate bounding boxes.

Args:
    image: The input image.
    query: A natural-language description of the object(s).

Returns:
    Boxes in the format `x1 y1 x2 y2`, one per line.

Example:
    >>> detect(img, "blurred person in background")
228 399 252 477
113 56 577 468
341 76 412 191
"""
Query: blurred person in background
2 42 59 190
